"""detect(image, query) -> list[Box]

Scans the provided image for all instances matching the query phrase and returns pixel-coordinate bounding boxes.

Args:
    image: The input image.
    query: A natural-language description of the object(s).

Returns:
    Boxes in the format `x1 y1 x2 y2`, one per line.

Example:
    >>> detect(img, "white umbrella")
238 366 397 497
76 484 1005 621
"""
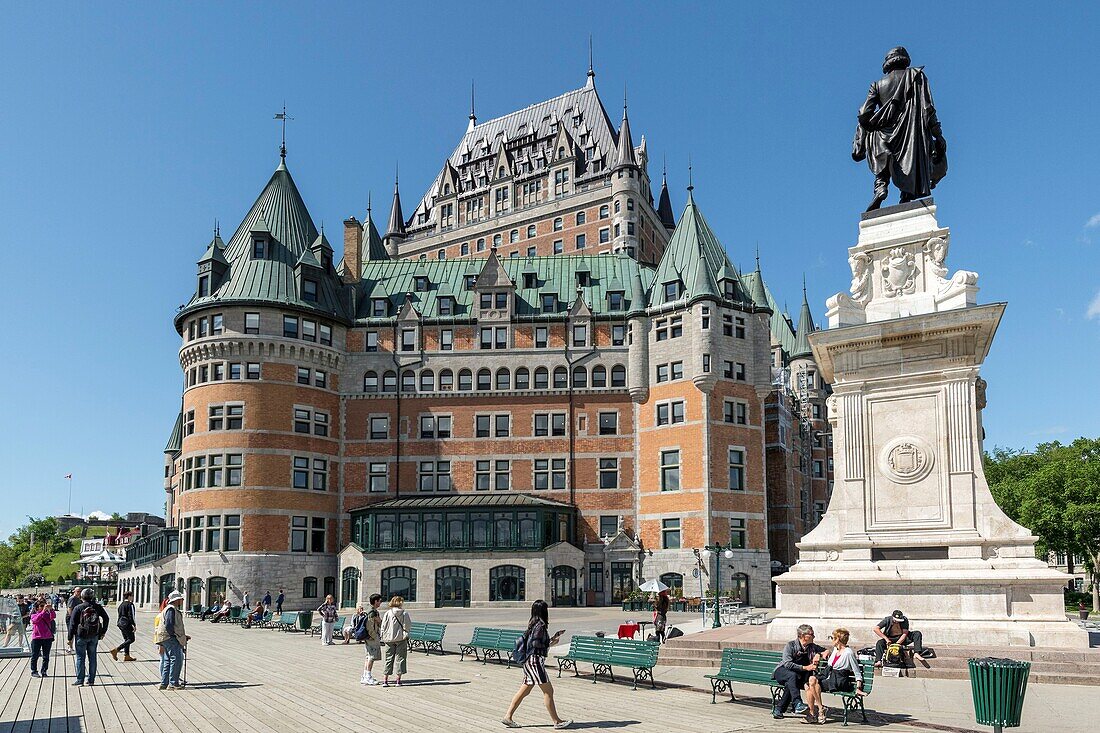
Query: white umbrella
638 579 669 593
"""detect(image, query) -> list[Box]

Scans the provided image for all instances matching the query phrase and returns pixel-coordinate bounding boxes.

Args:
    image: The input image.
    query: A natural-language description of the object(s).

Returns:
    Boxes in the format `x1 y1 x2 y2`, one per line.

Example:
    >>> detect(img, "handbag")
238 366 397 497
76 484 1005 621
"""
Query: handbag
818 667 854 693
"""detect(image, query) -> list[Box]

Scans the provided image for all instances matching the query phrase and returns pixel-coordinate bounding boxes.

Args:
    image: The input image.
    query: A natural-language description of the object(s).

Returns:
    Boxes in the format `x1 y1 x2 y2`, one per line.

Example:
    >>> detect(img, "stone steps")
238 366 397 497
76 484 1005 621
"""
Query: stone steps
656 638 1100 685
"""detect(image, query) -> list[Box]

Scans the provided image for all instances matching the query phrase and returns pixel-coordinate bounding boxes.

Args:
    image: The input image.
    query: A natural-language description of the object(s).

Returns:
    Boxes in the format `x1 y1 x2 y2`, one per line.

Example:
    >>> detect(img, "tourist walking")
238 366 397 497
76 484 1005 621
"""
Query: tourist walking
153 591 189 690
262 590 272 614
653 589 670 644
317 594 339 645
502 600 571 729
242 591 250 611
274 589 285 614
29 599 55 678
360 594 383 685
379 595 411 687
772 624 823 719
67 588 110 687
110 591 137 662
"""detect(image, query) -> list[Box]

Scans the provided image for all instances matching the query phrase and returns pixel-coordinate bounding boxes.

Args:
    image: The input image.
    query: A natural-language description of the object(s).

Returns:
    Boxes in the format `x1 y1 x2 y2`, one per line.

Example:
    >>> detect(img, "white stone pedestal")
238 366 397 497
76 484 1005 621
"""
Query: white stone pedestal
769 201 1086 649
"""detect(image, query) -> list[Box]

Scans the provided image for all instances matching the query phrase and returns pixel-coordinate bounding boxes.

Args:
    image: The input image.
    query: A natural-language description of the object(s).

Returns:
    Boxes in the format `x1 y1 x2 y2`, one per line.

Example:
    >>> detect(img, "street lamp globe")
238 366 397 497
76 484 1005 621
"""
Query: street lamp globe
724 550 734 559
700 549 712 560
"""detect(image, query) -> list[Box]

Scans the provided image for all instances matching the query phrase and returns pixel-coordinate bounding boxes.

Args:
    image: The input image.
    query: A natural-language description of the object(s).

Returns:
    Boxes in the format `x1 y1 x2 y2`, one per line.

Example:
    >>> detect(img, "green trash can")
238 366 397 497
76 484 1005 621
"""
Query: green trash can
297 610 314 631
967 657 1031 732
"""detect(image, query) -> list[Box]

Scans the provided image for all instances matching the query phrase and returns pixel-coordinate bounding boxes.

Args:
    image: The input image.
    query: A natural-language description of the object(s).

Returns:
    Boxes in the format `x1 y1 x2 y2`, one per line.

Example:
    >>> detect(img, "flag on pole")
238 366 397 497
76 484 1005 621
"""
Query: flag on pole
64 474 72 479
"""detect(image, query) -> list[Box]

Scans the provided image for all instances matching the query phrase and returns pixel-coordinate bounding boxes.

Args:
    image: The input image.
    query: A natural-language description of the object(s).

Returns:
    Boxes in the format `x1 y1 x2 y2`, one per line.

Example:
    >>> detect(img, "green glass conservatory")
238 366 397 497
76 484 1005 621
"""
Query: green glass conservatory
349 494 577 553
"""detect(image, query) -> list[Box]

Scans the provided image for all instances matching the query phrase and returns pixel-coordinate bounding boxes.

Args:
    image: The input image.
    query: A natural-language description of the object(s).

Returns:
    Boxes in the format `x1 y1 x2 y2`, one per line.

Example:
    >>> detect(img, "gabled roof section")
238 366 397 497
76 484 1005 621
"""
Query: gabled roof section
474 250 515 289
197 233 228 266
175 160 351 327
649 190 749 307
357 254 653 321
164 412 183 454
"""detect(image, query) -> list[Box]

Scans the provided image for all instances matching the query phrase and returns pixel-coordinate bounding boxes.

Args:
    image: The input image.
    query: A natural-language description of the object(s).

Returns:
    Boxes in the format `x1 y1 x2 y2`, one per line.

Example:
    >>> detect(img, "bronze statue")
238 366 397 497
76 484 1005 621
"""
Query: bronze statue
853 47 947 211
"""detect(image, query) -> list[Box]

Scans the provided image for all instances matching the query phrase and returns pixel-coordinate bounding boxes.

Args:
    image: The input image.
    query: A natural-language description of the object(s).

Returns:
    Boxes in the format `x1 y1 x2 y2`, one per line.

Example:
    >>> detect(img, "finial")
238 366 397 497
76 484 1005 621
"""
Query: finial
469 80 476 125
274 103 293 161
662 154 667 182
623 82 628 112
802 274 807 296
320 221 325 236
755 243 761 271
588 35 595 79
367 191 372 218
395 162 399 188
687 154 694 193
214 219 219 238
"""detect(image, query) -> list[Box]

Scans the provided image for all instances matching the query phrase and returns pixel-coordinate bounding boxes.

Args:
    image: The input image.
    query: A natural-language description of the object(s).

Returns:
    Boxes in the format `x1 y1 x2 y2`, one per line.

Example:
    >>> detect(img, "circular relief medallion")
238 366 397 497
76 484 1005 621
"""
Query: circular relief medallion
878 436 935 484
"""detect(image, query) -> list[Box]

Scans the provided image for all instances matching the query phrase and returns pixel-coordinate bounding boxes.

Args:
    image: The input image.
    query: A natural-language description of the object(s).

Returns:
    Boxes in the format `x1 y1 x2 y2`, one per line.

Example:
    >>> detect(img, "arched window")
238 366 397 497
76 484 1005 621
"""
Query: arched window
557 146 565 158
659 572 684 595
510 229 519 243
439 369 454 391
302 576 318 599
490 565 526 602
364 371 379 393
382 371 397 392
493 233 502 247
572 366 587 388
477 368 492 390
526 224 536 238
553 217 563 231
477 238 486 252
381 566 417 602
187 577 202 611
437 249 446 260
401 371 416 392
498 166 506 178
461 242 469 255
458 369 473 391
591 365 607 388
341 567 360 609
444 183 451 195
207 576 226 606
534 367 549 389
495 368 511 390
611 365 626 387
553 366 568 389
515 367 530 390
419 370 435 392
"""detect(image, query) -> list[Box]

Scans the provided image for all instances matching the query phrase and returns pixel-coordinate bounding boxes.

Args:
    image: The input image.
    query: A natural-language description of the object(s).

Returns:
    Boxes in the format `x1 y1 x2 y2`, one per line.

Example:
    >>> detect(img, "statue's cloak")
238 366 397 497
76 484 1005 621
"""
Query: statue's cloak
853 66 947 198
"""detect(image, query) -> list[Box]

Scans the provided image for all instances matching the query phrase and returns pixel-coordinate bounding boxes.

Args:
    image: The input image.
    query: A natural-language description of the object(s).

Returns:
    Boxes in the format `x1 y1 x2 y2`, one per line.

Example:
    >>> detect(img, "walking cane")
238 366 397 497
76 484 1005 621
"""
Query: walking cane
181 647 187 688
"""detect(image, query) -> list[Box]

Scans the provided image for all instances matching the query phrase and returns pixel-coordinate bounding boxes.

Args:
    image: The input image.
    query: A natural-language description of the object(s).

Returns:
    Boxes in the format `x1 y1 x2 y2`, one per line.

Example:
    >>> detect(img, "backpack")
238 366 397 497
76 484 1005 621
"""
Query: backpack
78 605 101 638
884 642 903 666
511 632 528 664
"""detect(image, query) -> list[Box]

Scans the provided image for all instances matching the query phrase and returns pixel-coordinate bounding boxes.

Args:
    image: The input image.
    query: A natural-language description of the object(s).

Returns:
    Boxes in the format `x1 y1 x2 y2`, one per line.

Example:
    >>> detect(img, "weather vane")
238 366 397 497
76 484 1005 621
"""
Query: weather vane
274 104 294 160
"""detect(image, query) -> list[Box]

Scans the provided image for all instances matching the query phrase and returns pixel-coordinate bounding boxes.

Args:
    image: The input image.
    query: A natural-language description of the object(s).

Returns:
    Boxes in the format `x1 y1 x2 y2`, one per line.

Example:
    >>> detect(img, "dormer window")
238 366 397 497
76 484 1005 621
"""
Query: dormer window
498 166 506 178
321 252 331 270
523 272 537 289
465 275 477 291
495 292 508 309
664 281 682 301
557 146 565 158
302 279 318 302
414 276 428 292
608 292 624 311
438 297 455 316
444 183 452 195
371 298 388 317
252 237 267 259
576 271 589 288
541 293 557 312
723 281 736 298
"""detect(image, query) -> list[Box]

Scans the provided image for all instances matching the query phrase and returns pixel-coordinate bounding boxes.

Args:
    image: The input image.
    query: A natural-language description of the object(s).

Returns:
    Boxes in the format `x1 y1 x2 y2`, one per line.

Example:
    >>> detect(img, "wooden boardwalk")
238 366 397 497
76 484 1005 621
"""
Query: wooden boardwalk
0 612 956 733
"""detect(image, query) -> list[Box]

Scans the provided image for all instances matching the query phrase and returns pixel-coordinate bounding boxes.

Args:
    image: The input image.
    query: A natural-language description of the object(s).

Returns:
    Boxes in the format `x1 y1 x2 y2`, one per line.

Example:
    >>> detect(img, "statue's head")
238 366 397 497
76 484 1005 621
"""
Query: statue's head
882 46 911 73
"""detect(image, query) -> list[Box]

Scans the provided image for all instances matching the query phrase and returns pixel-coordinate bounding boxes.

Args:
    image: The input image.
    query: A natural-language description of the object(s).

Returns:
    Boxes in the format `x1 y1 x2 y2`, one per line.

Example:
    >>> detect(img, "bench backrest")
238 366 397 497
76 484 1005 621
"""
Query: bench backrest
857 660 874 693
410 622 447 641
567 635 612 660
717 647 784 681
470 626 524 648
190 604 201 614
278 611 298 624
607 638 660 667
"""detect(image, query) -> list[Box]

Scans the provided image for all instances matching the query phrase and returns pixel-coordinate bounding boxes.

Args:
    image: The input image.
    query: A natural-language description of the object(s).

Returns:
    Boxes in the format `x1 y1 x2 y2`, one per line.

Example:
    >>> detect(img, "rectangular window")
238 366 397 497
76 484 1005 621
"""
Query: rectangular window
599 227 609 243
293 456 309 489
541 294 556 313
476 414 491 438
729 518 746 549
572 324 587 347
401 329 416 352
813 459 824 478
244 312 260 334
228 362 241 380
575 233 586 250
599 458 618 489
495 326 508 349
208 405 224 431
311 517 326 553
369 462 388 493
724 400 748 425
722 314 733 337
199 317 209 337
553 240 563 254
224 515 240 552
533 458 566 491
297 367 310 385
301 319 317 342
480 327 493 350
283 315 299 339
612 324 626 345
313 411 328 436
314 370 327 389
729 448 746 490
211 314 223 335
294 408 311 433
535 327 548 348
736 317 746 339
599 516 618 538
598 412 617 435
475 460 491 491
736 362 746 381
661 449 680 491
291 516 307 552
702 354 711 373
551 413 566 437
495 414 510 437
671 361 683 380
670 316 683 338
440 328 453 351
365 331 379 352
662 518 681 549
370 416 389 440
312 458 328 491
246 362 260 380
656 364 669 383
319 324 332 346
371 299 388 317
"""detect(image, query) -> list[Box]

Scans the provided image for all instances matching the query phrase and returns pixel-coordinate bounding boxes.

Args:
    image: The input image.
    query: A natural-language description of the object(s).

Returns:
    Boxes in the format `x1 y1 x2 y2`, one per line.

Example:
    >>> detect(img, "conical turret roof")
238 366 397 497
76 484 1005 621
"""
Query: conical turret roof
613 103 637 170
792 284 816 359
657 174 676 229
386 178 406 238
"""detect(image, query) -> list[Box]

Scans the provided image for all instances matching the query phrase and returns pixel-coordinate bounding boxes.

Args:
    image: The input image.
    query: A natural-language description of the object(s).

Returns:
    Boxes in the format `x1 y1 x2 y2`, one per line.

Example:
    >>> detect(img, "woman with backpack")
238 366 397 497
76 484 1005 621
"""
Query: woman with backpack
29 600 55 678
379 595 411 687
316 594 339 646
501 600 571 729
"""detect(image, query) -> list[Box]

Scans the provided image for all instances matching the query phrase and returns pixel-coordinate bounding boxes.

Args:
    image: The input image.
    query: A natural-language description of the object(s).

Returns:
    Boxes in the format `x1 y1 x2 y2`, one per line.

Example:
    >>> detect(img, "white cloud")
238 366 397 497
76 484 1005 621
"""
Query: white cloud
1087 213 1100 228
85 510 111 521
1088 290 1100 320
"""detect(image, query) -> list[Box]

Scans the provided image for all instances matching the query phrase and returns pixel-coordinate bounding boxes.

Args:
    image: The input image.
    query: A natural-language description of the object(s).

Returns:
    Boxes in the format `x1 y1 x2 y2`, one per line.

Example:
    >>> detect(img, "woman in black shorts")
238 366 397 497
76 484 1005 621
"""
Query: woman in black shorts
502 600 571 729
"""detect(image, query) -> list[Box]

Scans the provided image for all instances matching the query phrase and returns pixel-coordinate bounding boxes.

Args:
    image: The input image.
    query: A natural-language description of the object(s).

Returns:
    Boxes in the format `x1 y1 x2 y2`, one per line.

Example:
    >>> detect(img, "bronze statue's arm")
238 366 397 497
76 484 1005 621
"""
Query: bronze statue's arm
856 83 879 129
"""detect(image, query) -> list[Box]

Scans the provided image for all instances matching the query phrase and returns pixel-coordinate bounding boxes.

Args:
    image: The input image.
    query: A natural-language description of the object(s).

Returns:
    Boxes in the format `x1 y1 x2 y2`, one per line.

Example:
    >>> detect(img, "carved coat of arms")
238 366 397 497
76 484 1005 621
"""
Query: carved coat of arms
881 247 918 297
888 442 924 477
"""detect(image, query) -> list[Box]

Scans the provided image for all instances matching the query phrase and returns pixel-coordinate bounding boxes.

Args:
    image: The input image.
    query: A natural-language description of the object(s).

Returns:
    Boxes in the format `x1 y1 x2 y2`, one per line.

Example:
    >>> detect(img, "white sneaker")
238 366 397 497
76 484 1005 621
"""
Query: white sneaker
365 677 379 686
360 675 369 685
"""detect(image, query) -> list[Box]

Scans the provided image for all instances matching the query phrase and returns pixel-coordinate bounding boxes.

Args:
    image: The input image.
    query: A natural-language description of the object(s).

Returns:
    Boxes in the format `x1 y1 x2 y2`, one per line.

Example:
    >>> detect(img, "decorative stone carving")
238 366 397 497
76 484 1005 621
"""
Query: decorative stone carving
881 247 919 297
924 235 949 279
879 436 935 484
975 377 987 410
848 252 872 302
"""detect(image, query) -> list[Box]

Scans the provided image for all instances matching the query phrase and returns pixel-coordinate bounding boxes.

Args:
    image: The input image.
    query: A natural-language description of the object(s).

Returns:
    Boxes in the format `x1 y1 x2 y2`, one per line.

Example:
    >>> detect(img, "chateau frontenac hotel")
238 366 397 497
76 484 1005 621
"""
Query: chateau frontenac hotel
117 70 833 611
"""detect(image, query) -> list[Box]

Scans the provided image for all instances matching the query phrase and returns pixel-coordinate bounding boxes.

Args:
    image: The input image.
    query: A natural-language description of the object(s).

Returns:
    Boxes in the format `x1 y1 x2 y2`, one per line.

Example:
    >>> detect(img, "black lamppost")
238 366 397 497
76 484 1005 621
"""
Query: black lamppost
698 543 737 628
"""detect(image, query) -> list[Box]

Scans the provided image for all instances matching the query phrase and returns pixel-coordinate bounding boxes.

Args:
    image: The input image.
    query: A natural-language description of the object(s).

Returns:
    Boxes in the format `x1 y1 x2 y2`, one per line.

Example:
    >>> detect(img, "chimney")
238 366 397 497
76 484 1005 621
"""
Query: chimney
343 217 363 284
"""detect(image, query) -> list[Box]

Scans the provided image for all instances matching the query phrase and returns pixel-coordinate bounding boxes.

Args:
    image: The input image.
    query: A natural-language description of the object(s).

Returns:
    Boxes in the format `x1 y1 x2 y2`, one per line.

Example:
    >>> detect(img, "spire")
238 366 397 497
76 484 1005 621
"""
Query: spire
467 81 477 132
274 104 293 166
748 246 770 310
657 158 676 230
687 155 694 198
613 90 637 170
386 168 406 239
792 277 816 359
586 35 595 86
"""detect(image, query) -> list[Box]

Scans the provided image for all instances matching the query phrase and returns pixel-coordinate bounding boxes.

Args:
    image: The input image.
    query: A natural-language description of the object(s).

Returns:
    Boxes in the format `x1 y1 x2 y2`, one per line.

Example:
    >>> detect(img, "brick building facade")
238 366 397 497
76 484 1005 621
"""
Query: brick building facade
157 73 831 611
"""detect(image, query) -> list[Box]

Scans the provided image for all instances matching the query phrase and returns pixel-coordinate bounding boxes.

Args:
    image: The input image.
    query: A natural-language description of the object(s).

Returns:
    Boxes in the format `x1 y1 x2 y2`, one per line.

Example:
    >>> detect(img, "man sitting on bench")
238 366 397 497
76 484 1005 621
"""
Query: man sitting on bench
772 624 824 719
872 609 924 666
199 600 223 621
242 602 264 629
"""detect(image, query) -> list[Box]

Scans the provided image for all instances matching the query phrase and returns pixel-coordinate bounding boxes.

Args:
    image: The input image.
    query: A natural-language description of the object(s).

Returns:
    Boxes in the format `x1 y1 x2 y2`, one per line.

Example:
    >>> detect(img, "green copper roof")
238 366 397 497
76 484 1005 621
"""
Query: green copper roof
791 286 816 359
165 411 183 454
176 160 351 327
197 234 228 266
357 253 653 321
741 270 798 357
650 190 749 307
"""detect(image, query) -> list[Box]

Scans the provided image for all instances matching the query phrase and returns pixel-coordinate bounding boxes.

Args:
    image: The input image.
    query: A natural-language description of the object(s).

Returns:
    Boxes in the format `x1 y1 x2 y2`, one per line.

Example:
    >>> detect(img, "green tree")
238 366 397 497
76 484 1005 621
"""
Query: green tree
0 517 75 588
986 438 1100 611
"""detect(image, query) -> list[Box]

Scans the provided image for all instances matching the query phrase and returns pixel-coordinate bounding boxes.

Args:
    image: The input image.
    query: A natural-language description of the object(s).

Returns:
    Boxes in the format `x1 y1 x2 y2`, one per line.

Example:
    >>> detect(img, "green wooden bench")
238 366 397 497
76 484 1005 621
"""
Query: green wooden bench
306 615 345 637
704 648 874 725
187 604 202 618
408 622 447 655
272 611 300 632
227 606 242 624
254 611 273 628
459 627 525 666
556 636 660 690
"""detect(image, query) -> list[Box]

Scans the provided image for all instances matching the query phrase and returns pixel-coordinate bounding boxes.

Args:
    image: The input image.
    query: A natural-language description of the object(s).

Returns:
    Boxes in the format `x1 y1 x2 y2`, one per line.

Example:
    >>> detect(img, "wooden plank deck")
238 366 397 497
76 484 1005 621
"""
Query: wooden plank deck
0 611 916 733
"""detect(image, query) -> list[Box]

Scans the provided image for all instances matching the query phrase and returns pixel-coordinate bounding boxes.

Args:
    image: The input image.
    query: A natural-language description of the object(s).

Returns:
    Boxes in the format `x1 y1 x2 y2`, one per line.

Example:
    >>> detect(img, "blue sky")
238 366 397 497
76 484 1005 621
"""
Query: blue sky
1 2 1097 540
